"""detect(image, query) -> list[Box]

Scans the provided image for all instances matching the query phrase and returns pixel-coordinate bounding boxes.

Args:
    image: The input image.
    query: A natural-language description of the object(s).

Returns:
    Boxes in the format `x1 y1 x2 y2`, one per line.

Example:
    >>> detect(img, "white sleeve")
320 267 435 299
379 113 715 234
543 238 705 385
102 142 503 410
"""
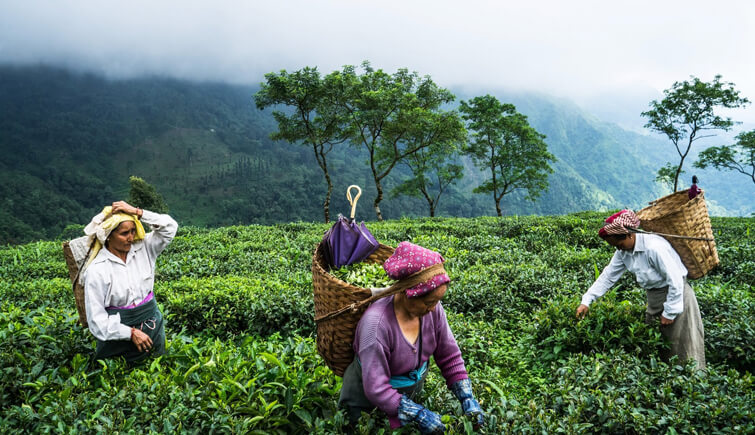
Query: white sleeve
649 246 685 320
140 210 178 259
84 266 132 341
581 252 626 306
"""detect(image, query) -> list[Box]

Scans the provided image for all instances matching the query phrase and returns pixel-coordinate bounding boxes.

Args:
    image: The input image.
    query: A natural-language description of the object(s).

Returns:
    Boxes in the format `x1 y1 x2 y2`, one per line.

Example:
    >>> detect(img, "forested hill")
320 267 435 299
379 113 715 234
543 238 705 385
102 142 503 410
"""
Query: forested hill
1 65 751 244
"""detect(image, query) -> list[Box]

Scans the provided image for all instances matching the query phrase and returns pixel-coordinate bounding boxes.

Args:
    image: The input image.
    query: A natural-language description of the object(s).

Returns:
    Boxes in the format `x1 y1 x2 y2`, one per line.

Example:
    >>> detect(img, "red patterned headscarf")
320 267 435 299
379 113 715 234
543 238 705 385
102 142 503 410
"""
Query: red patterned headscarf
382 241 450 298
598 209 640 239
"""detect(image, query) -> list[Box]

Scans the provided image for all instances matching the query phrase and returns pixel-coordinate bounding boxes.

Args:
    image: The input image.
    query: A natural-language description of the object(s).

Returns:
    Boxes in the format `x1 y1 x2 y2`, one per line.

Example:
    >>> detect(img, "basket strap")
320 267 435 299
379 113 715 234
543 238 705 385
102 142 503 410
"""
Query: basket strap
629 228 714 242
314 263 446 323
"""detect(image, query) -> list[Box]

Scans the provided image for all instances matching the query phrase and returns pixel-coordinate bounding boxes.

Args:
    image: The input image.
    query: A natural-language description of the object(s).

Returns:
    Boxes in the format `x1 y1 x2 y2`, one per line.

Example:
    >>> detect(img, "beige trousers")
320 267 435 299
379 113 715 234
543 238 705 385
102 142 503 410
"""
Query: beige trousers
646 280 706 369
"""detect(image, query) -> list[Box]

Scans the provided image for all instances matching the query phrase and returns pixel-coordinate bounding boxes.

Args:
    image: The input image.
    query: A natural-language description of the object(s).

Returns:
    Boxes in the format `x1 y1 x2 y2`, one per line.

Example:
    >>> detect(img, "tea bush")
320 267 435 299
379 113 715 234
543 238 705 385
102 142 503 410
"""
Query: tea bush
1 333 347 434
161 276 314 338
1 213 753 433
696 282 755 372
525 292 667 363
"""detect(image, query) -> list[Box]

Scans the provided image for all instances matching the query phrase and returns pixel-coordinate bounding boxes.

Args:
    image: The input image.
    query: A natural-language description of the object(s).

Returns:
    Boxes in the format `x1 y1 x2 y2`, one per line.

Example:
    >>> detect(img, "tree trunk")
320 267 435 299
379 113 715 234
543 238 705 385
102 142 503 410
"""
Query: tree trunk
316 146 332 223
323 169 332 223
673 156 686 192
373 178 384 221
421 187 434 218
374 203 383 221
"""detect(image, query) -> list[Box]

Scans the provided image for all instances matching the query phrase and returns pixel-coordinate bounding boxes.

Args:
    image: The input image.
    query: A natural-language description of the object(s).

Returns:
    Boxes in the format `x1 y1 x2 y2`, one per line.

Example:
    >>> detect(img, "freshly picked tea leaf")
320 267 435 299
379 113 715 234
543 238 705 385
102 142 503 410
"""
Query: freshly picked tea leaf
330 262 395 289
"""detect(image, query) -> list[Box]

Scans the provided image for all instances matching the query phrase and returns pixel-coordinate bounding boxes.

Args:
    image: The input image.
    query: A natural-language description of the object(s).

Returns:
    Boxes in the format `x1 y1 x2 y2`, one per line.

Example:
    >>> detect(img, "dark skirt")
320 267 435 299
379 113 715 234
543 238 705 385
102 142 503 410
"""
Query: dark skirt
95 297 166 364
338 358 427 426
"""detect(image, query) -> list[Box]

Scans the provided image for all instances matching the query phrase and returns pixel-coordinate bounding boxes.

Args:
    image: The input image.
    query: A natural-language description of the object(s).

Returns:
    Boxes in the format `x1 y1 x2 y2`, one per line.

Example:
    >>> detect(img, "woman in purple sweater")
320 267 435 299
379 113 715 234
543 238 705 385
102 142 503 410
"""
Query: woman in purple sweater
338 242 484 433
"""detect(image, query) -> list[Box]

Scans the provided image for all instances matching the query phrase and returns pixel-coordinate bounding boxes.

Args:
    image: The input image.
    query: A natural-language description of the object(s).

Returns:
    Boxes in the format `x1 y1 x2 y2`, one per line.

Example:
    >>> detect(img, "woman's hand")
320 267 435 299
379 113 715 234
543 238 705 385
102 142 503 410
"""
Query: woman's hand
576 304 589 319
112 201 141 217
660 315 675 326
131 328 153 352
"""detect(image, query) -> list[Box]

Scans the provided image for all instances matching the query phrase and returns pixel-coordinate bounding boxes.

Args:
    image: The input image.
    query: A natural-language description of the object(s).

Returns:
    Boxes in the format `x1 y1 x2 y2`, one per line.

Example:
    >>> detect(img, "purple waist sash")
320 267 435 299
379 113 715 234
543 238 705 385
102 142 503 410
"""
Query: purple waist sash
107 291 154 310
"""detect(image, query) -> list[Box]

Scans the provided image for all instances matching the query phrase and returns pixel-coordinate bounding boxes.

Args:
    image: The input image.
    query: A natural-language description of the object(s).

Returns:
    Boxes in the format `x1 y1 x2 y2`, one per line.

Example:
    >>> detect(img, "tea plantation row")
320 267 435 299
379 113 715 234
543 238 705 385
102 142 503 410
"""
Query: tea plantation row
1 213 753 433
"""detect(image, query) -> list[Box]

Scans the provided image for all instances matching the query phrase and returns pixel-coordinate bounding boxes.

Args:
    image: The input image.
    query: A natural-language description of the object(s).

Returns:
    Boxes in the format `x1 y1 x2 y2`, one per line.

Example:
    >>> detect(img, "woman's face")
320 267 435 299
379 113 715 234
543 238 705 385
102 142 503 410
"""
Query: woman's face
605 233 635 251
405 284 448 317
107 221 136 255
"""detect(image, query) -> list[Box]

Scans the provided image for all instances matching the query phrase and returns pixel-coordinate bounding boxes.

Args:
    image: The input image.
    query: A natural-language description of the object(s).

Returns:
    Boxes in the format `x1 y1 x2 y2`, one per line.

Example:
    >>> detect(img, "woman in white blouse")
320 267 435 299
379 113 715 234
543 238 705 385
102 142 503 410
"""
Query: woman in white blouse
82 201 178 363
576 210 705 369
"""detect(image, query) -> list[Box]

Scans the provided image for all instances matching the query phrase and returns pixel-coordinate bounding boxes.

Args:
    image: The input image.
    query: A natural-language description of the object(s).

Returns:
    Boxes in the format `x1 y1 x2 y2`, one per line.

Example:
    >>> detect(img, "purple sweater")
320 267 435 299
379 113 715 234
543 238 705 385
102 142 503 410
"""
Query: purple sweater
353 296 468 427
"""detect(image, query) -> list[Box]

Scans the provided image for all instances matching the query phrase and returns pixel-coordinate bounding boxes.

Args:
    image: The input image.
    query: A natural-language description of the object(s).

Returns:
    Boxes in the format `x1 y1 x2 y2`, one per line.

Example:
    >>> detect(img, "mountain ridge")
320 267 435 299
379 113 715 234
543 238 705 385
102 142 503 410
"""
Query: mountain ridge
1 64 751 244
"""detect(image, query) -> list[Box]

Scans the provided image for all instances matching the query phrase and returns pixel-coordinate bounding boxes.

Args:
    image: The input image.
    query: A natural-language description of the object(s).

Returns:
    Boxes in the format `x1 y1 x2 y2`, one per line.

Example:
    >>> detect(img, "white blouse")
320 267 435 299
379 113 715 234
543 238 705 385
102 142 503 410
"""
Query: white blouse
581 233 688 320
83 210 178 341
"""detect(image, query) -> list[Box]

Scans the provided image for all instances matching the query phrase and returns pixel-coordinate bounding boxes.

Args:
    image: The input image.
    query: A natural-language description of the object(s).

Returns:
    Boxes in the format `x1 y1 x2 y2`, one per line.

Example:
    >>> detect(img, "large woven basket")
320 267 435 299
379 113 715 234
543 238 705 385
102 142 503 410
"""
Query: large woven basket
62 241 88 327
312 242 444 376
636 190 718 279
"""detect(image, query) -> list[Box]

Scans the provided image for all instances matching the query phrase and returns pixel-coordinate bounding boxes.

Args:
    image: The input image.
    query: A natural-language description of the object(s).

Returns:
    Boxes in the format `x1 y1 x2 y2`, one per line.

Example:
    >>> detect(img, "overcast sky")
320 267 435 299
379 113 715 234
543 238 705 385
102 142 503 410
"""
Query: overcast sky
2 0 754 124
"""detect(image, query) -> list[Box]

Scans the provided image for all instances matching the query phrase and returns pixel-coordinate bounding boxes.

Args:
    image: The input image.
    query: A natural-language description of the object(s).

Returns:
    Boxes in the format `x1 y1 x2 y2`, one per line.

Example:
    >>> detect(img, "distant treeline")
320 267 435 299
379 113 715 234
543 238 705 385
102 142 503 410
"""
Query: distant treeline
1 65 752 245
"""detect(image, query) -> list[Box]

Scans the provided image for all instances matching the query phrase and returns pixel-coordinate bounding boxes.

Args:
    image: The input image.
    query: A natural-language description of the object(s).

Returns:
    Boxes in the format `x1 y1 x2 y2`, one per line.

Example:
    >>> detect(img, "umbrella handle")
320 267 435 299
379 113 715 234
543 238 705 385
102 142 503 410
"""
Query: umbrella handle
347 185 361 219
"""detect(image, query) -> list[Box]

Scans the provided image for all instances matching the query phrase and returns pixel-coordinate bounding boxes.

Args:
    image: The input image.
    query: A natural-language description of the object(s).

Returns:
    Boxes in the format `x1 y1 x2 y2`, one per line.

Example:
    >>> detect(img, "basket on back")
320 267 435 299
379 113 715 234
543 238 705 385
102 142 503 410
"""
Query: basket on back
636 190 718 279
312 242 445 376
312 242 394 376
62 235 93 327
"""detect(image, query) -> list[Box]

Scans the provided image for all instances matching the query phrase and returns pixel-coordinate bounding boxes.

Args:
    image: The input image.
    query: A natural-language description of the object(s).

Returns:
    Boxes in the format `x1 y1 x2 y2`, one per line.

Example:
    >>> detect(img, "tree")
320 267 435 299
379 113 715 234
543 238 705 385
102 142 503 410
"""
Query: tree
654 162 685 192
695 129 755 185
641 75 750 191
391 112 466 216
254 67 351 223
127 176 168 213
460 95 555 216
332 62 465 221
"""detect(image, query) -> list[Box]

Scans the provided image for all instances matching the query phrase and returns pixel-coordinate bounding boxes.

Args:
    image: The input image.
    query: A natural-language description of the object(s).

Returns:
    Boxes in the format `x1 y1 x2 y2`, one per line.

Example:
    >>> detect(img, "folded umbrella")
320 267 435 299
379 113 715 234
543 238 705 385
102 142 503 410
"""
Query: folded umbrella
322 185 379 269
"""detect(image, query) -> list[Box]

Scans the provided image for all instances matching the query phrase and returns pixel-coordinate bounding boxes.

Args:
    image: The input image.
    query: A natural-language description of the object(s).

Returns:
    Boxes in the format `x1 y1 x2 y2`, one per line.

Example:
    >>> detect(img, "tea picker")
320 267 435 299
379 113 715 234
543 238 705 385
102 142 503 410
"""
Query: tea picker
311 187 484 432
576 190 717 370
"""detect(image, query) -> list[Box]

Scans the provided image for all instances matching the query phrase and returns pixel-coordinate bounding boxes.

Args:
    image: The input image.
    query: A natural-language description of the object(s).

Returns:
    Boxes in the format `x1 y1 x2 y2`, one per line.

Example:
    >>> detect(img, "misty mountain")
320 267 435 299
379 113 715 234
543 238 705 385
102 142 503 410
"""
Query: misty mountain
1 65 751 244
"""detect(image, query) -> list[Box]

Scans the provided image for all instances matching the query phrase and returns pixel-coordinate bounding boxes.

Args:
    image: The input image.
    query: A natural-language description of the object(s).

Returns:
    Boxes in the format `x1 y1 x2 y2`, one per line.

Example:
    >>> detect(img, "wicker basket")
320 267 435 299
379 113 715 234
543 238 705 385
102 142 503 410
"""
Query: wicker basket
62 241 88 327
312 242 445 376
636 190 718 279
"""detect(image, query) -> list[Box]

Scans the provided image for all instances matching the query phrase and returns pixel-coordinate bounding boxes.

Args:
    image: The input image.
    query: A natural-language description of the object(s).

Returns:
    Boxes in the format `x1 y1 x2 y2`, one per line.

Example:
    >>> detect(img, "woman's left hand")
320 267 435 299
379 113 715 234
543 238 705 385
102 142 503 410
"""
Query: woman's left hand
660 315 675 326
112 201 139 216
131 328 153 352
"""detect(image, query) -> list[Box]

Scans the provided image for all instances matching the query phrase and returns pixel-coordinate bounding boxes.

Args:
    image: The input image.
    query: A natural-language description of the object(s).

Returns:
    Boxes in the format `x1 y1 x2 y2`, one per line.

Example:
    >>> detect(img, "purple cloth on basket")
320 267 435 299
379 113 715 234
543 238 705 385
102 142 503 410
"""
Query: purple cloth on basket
325 215 379 269
688 184 701 200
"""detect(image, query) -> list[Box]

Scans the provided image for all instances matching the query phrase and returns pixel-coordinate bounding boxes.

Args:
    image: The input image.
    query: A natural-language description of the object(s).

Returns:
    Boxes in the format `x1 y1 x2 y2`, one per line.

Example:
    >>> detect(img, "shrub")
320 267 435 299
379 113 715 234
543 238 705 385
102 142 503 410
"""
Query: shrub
525 292 667 363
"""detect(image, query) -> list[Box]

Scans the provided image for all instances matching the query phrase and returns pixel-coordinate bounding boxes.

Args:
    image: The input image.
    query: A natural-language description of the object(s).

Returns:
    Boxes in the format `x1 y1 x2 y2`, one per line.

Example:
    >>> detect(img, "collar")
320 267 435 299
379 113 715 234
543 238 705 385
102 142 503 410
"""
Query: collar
632 233 647 253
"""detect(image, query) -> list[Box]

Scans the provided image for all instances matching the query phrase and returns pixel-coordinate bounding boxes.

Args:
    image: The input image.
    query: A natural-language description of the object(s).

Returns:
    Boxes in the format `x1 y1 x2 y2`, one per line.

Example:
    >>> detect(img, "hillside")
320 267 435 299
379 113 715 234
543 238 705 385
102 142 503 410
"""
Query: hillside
1 65 752 244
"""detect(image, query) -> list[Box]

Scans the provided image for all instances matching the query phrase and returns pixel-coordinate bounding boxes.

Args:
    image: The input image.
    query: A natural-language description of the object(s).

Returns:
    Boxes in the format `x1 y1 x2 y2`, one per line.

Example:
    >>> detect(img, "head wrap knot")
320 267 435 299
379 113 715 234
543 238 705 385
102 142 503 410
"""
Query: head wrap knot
83 206 146 268
598 209 640 239
383 241 450 298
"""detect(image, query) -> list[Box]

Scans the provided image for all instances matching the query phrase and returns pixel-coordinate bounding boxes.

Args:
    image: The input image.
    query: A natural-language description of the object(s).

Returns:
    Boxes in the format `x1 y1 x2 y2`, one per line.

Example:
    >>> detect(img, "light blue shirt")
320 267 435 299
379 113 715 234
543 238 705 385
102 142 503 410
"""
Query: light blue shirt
581 233 688 319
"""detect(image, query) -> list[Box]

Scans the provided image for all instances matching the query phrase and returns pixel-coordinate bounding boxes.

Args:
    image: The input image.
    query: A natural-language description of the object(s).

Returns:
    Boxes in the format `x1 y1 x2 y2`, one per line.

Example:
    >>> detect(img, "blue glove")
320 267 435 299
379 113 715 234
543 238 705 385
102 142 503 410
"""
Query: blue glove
398 395 445 434
450 378 484 427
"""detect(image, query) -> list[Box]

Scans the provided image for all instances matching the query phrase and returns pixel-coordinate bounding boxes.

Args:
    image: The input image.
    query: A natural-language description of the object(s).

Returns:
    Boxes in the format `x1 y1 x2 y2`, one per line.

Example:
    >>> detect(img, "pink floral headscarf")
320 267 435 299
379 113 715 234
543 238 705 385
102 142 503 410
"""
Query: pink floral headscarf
383 241 450 298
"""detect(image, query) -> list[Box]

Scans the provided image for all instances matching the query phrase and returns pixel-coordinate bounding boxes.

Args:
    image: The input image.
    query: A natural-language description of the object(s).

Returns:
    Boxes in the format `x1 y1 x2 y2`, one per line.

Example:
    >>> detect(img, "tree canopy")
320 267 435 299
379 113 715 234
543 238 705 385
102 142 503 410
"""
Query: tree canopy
460 95 555 216
331 62 465 221
127 176 169 213
641 75 750 191
695 129 755 185
254 67 351 222
391 113 466 216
